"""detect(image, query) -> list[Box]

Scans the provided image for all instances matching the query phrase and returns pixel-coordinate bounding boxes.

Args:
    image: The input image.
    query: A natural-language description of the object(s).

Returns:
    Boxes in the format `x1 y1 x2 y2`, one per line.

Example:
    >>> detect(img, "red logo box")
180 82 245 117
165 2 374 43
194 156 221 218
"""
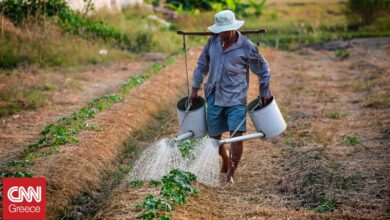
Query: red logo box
2 178 46 220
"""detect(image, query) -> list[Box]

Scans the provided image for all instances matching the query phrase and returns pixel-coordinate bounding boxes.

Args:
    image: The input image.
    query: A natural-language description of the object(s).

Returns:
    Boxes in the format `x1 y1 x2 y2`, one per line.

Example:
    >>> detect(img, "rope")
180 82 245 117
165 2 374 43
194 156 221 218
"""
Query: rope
183 35 190 98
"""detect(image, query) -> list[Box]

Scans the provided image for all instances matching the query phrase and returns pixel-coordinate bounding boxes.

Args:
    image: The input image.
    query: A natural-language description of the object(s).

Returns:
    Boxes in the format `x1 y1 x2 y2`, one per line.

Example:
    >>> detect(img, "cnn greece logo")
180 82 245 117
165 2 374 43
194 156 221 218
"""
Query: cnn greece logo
2 178 46 220
8 186 42 203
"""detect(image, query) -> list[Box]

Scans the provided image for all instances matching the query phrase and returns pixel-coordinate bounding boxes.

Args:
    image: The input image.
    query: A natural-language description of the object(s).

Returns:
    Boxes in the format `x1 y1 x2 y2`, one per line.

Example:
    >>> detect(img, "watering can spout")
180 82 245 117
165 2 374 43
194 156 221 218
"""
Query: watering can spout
173 131 194 142
218 132 265 146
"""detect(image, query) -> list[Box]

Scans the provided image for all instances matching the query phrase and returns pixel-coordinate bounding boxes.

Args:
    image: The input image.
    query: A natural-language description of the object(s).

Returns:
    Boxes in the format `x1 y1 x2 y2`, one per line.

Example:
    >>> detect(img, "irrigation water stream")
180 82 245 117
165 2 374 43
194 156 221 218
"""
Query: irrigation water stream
126 137 222 187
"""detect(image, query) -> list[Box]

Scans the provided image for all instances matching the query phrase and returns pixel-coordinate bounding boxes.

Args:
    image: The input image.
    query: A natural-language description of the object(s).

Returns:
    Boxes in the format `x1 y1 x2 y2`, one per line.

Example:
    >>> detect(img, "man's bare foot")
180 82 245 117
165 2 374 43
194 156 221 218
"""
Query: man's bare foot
226 170 235 184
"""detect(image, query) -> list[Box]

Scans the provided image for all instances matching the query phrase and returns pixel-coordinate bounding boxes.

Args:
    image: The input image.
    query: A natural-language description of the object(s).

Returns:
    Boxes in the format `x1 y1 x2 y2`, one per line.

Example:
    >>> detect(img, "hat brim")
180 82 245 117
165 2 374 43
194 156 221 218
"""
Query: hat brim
208 20 244 34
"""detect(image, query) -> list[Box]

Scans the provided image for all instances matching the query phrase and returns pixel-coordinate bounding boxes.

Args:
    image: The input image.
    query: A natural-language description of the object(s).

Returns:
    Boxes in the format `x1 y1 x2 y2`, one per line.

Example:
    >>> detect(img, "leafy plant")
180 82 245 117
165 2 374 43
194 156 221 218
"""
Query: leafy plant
314 196 337 213
178 138 202 158
136 195 172 220
149 180 162 187
161 170 199 205
248 0 267 16
0 170 33 178
225 0 249 16
341 135 359 145
136 170 198 220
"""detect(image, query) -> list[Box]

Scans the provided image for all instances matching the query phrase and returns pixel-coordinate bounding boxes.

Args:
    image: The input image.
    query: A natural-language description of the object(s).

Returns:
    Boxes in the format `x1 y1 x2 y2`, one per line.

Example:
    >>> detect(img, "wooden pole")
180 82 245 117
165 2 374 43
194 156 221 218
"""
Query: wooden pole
177 29 266 36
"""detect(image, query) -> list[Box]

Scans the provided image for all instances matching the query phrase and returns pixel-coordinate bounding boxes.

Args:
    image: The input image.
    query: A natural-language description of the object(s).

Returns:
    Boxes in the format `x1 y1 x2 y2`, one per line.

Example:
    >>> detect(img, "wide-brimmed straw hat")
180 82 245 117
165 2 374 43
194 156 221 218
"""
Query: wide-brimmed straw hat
208 10 244 33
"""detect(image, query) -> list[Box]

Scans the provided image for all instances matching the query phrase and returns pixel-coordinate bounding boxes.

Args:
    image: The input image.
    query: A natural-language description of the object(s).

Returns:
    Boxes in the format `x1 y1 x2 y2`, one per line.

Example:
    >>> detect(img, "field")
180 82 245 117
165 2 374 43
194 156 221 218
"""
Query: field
0 0 389 219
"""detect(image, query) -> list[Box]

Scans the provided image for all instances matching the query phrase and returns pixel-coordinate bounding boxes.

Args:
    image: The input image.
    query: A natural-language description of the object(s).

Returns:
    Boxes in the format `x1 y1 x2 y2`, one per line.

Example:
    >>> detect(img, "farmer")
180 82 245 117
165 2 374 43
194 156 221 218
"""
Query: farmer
190 10 272 183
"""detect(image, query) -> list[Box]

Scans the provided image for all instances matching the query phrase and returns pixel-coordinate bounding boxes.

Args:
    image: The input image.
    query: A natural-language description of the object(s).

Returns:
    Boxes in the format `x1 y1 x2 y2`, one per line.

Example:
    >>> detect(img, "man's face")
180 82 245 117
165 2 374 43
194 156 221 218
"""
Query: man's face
220 30 235 42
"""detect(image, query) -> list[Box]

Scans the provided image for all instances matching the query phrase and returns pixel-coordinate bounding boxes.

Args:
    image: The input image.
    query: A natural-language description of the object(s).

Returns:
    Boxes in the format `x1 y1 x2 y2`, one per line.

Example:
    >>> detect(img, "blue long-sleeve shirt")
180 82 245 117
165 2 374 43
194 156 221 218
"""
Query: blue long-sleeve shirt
192 31 271 107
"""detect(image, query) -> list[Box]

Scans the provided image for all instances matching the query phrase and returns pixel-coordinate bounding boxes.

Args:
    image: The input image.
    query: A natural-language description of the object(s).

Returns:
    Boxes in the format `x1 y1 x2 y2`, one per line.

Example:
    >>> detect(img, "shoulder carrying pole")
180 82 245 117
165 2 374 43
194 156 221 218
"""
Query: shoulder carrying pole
177 29 266 36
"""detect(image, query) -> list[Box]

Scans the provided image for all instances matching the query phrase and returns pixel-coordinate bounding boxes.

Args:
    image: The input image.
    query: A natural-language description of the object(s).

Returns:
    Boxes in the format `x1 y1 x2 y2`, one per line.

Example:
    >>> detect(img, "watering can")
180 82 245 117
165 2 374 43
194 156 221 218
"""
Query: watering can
174 96 287 145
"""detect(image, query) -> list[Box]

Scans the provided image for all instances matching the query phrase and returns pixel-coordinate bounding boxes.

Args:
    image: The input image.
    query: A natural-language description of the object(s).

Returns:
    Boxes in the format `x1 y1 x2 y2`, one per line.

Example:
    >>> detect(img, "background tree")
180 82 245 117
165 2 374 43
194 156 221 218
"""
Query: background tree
347 0 390 26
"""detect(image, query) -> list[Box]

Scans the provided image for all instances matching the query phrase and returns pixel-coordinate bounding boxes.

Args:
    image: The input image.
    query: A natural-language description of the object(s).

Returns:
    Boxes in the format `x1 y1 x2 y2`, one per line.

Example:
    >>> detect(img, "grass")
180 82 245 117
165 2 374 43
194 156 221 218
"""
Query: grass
335 49 350 59
0 85 48 117
0 21 130 69
277 149 364 215
92 7 183 54
325 110 343 119
172 1 390 50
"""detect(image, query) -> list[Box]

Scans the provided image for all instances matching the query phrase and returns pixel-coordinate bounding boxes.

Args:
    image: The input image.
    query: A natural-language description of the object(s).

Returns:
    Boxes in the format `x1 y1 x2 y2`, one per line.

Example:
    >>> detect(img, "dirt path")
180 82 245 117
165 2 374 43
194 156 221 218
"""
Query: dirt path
95 46 389 219
0 60 153 162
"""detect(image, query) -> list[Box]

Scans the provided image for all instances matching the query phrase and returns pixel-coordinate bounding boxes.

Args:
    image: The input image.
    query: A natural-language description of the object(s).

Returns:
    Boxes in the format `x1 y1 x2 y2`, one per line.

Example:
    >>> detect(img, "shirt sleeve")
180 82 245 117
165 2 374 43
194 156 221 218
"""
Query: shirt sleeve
192 38 211 89
247 43 272 97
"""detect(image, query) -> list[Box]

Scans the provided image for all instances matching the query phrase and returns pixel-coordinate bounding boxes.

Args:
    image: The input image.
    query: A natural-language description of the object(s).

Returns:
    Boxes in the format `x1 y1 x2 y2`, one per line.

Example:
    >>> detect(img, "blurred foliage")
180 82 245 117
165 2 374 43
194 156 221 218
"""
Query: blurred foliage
166 0 267 17
347 0 390 26
0 0 152 51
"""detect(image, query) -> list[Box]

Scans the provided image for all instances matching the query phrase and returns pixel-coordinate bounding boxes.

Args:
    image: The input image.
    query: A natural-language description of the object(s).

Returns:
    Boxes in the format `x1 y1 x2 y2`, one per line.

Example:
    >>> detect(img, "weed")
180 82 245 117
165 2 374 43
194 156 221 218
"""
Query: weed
43 82 58 91
288 85 305 94
364 92 390 109
335 49 350 59
130 180 144 188
149 180 161 187
314 196 337 213
341 135 359 145
313 75 328 81
325 110 342 119
0 86 48 117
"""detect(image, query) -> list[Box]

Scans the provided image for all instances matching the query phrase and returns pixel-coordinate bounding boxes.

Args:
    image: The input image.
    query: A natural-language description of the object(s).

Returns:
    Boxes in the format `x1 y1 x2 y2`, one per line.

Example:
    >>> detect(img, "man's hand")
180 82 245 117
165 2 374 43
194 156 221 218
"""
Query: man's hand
190 88 199 101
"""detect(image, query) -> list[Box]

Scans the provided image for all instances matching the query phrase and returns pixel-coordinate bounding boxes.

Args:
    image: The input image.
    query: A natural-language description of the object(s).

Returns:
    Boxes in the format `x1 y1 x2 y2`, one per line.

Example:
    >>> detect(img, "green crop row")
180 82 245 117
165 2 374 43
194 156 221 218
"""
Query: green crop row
0 57 175 181
25 57 174 158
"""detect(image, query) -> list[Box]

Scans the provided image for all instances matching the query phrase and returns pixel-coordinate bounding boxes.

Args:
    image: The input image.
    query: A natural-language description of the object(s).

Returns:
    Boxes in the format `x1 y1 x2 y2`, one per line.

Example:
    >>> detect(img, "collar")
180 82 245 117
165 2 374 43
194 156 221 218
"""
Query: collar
218 31 246 54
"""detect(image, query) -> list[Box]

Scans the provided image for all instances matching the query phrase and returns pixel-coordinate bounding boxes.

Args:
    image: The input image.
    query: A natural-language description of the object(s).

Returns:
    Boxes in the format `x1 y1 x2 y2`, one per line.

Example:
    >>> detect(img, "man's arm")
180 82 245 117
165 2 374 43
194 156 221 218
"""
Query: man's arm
247 42 272 104
191 39 211 100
